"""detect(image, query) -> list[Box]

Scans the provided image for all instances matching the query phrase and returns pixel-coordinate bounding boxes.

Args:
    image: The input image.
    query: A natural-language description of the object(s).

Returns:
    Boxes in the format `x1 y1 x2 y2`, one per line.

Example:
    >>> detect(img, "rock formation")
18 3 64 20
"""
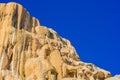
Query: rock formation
105 75 120 80
0 2 117 80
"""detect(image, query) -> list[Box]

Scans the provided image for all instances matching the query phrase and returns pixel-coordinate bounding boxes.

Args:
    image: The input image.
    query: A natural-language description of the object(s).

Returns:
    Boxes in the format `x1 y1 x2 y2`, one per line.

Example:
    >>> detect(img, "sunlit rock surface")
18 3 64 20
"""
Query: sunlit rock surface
105 75 120 80
0 2 113 80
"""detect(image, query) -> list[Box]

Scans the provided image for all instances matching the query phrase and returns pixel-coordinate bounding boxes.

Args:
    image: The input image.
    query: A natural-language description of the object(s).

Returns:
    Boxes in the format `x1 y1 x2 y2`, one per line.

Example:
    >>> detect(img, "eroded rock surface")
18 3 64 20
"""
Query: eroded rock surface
105 75 120 80
0 2 113 80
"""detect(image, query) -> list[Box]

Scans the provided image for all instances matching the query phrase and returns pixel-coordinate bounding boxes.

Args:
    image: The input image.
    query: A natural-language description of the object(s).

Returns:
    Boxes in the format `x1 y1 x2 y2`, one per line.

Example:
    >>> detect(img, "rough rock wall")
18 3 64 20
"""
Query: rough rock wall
0 2 112 80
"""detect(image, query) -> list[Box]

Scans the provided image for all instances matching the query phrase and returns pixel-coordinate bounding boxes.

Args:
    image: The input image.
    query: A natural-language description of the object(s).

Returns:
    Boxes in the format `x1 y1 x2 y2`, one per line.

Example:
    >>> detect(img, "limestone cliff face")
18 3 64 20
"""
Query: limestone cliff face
0 2 112 80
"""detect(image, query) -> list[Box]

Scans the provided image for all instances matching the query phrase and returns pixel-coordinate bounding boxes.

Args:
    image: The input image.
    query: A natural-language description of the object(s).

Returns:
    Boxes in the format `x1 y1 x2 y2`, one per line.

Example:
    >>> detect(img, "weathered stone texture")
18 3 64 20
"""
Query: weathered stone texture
0 2 113 80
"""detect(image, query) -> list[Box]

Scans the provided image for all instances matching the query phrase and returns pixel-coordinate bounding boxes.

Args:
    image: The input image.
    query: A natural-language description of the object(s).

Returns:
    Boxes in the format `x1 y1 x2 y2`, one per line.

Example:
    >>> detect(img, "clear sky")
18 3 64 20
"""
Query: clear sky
0 0 120 76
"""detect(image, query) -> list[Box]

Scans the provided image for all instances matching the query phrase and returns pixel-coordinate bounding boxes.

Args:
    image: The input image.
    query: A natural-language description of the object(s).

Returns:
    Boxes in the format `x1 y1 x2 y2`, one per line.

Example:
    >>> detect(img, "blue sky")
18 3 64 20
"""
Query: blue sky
0 0 120 76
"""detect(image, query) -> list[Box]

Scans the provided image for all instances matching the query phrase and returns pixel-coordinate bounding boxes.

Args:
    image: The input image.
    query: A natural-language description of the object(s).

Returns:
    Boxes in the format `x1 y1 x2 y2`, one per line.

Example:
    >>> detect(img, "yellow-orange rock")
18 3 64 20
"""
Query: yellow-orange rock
0 2 113 80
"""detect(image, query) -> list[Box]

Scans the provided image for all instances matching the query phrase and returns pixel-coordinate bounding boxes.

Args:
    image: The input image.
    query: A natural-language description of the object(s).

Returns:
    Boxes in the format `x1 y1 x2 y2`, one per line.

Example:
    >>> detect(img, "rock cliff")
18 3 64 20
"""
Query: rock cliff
0 2 114 80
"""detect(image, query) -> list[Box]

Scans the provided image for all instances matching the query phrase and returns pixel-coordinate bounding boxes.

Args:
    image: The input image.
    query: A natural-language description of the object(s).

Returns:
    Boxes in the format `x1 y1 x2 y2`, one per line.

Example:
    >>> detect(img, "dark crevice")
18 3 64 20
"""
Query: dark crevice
12 5 18 29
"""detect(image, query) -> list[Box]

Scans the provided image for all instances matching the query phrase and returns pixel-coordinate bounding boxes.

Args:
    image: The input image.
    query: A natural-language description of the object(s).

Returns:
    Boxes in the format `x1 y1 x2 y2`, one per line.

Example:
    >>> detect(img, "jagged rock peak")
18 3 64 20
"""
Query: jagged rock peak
0 2 112 80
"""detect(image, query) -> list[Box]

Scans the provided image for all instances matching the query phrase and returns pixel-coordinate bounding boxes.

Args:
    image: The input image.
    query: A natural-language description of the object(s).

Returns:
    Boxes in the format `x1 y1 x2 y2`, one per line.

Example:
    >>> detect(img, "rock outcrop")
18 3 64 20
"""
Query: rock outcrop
105 75 120 80
0 2 113 80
